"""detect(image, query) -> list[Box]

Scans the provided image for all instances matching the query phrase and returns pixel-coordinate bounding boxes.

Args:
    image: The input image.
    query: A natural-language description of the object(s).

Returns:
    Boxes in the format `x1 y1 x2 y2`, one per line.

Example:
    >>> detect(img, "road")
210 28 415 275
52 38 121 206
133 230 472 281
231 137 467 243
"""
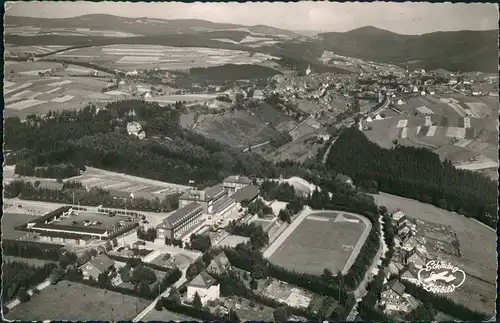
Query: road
371 96 390 118
346 214 387 320
132 268 188 322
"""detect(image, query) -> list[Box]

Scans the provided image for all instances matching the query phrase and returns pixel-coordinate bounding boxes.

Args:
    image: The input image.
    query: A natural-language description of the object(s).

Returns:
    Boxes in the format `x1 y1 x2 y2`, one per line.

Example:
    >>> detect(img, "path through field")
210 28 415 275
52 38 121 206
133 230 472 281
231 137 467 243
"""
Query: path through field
6 280 51 310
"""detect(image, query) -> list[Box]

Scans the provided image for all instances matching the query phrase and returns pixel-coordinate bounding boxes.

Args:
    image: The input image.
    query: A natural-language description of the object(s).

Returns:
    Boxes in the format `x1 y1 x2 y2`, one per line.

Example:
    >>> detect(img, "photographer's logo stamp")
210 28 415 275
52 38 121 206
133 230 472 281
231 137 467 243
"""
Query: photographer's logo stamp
417 261 466 294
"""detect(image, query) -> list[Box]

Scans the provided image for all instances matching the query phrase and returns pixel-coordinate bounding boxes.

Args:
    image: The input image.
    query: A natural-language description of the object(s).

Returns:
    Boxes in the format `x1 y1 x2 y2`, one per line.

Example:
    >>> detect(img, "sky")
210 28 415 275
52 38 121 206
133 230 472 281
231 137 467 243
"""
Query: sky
5 1 498 35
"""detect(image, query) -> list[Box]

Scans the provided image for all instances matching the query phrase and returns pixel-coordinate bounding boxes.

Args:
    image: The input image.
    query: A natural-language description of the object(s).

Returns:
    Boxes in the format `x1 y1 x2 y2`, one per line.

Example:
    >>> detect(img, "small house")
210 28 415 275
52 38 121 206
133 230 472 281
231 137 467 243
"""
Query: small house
380 280 407 312
187 271 220 305
405 247 426 269
401 233 418 251
400 263 420 285
206 252 231 275
79 254 115 281
391 211 406 227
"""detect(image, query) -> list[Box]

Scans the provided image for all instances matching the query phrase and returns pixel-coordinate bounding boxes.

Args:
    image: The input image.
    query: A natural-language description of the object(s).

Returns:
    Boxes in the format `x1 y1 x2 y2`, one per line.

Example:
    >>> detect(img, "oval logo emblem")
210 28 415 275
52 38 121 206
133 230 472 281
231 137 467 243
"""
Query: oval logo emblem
417 260 466 293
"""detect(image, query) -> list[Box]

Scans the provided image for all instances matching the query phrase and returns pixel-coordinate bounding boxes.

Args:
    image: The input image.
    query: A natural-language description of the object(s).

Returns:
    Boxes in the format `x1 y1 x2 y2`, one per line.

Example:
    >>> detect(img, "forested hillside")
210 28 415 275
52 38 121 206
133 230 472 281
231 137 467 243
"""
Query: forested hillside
319 27 498 72
326 127 497 228
4 101 280 186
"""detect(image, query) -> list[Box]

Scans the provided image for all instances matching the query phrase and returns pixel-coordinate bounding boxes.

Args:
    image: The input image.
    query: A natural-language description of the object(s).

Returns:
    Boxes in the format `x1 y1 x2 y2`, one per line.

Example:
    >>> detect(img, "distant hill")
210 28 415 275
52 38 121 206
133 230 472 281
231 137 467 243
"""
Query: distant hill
5 15 496 73
4 14 304 39
318 26 498 72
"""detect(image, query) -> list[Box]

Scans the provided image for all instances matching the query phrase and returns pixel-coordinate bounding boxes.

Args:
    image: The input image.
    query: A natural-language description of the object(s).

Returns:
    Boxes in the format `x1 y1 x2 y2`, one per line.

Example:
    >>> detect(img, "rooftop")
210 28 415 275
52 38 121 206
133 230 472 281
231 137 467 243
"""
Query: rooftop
230 185 260 203
392 211 406 221
385 280 406 296
180 184 226 202
223 175 252 185
188 271 217 288
81 254 115 273
161 202 202 229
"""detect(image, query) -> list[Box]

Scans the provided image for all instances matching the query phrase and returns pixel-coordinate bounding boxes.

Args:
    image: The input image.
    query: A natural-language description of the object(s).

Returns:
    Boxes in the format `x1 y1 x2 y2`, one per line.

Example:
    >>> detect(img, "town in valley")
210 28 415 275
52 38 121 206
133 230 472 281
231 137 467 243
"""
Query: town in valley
2 2 498 322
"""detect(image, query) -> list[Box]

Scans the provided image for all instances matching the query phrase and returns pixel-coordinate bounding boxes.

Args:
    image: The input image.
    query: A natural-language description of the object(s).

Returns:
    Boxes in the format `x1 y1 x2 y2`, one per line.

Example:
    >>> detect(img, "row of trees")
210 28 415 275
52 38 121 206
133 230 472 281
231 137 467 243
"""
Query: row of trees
2 240 78 265
4 180 179 213
3 261 58 303
326 127 497 228
14 162 80 179
357 207 396 320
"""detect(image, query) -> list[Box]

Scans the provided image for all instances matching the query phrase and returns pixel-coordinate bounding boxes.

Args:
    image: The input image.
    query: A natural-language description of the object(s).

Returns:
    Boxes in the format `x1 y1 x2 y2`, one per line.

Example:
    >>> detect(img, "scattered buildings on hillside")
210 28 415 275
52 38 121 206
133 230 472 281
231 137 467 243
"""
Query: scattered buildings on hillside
156 202 204 240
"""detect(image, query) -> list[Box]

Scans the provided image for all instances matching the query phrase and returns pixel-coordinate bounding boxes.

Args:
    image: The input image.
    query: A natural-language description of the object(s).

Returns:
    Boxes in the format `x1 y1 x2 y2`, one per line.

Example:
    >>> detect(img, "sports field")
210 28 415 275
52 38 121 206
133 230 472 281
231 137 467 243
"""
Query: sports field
373 192 496 315
5 281 150 321
267 211 370 275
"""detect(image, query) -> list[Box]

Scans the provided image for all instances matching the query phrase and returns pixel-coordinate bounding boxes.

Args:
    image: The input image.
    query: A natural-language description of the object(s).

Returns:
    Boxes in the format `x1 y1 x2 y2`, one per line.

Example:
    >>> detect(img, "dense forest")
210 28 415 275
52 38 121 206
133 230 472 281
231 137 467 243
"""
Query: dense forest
326 127 497 228
4 100 281 186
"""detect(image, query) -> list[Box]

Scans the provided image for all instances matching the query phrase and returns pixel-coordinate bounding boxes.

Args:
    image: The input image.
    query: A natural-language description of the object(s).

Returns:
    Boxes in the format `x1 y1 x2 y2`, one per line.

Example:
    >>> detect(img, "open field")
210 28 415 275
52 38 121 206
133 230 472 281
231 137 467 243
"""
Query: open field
4 62 119 118
373 192 496 315
65 166 191 195
141 309 195 321
45 45 279 71
268 211 369 275
1 213 40 240
5 281 150 321
193 110 289 149
266 128 324 163
364 94 498 178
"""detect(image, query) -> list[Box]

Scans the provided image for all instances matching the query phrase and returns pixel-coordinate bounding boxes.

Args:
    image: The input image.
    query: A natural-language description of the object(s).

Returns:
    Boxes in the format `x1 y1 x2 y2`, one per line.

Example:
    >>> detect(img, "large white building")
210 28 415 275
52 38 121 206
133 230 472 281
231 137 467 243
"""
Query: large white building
187 271 220 305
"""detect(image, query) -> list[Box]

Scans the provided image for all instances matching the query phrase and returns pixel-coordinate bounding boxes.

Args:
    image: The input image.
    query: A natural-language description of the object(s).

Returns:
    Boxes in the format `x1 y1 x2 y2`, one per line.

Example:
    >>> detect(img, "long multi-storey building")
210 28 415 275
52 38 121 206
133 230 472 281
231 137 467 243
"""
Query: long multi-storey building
178 184 228 214
156 202 203 240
